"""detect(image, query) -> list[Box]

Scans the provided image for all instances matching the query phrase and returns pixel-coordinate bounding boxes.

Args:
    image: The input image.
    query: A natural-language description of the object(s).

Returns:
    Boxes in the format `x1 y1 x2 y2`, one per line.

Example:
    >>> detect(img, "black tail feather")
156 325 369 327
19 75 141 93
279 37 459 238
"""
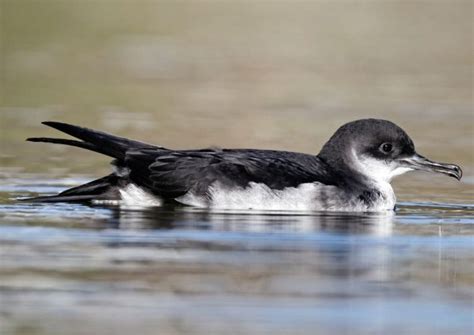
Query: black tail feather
23 121 166 203
29 121 161 159
26 137 103 154
18 194 104 203
19 174 122 203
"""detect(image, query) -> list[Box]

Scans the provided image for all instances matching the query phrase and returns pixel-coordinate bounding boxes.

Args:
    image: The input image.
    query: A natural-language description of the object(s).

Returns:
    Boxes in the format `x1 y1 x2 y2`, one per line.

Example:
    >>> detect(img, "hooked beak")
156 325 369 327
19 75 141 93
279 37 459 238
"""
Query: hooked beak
400 154 462 181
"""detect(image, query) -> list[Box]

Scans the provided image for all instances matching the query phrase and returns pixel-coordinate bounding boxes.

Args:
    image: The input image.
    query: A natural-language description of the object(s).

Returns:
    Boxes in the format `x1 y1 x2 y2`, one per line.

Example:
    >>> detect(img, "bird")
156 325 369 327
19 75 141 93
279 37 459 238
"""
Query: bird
24 118 462 212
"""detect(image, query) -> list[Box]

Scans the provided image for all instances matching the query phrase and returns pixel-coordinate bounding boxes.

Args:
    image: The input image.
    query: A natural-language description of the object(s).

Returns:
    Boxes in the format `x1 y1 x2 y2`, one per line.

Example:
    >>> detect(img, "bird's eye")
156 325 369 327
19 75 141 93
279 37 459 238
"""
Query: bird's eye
380 143 393 153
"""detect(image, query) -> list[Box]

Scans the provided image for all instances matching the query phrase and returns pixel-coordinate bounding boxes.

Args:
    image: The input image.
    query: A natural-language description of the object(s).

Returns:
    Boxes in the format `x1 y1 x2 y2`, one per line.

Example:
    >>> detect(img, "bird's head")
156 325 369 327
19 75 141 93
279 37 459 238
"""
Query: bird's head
318 119 462 184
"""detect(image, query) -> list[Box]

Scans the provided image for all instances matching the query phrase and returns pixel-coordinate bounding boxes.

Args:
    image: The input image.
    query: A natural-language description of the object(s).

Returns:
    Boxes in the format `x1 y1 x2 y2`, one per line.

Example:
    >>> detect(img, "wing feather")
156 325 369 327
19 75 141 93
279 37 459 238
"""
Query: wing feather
124 149 335 199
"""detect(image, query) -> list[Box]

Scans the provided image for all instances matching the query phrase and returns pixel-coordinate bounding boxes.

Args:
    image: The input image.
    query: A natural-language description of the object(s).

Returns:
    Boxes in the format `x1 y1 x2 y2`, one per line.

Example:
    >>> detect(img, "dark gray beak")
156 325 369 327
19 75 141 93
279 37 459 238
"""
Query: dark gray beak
400 154 462 180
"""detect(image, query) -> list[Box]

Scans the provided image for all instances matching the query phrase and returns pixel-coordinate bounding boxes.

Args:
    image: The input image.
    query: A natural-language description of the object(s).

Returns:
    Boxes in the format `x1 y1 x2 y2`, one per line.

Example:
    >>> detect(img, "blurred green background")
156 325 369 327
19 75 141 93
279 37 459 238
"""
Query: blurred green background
1 0 472 185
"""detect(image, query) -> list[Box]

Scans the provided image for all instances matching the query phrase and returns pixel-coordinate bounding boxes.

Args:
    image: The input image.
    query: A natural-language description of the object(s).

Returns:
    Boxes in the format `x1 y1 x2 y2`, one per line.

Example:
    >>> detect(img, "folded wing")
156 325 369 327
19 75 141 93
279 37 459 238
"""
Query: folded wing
125 149 335 199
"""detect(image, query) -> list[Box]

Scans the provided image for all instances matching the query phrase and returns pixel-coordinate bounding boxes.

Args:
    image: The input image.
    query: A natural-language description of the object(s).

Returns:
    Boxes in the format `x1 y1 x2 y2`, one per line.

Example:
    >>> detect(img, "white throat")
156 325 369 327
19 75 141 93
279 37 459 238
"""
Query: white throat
351 148 412 185
350 148 413 210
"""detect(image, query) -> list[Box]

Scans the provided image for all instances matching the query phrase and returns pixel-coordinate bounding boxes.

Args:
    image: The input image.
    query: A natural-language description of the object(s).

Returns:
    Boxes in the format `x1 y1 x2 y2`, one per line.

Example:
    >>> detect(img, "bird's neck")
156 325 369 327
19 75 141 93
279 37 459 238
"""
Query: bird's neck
352 175 397 211
319 154 397 211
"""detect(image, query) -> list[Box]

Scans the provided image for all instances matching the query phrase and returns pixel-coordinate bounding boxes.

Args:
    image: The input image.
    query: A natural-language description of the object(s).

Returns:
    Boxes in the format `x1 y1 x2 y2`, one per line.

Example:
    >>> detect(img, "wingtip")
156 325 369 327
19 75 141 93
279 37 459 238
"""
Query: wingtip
26 137 44 142
41 121 80 133
42 121 63 127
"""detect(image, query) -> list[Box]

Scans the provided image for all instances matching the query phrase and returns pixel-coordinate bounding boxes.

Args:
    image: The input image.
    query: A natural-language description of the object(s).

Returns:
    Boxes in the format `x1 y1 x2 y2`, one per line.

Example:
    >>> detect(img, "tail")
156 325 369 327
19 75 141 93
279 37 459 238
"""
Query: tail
24 121 163 203
19 174 123 203
27 121 162 160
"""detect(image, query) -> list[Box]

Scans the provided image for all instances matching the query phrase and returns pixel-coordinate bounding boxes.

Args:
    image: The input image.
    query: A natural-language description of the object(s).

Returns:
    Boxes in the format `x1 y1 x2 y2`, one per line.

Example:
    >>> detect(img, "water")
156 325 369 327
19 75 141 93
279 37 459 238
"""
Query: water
0 176 473 335
1 1 473 334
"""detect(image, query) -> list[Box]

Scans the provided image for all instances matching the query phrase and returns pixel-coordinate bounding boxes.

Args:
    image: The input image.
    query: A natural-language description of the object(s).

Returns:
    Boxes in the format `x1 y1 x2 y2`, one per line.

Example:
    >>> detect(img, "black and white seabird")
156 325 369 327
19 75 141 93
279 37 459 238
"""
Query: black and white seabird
24 119 462 211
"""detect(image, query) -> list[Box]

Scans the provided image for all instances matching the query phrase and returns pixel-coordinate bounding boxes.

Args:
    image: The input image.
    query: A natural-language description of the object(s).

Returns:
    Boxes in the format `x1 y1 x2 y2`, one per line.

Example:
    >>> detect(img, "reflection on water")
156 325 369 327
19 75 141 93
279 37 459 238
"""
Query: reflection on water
0 177 473 335
108 206 395 236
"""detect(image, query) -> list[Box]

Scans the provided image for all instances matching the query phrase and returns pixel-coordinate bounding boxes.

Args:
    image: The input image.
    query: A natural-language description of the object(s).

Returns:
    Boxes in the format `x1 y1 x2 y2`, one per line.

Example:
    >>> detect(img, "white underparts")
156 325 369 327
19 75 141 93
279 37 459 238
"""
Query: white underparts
119 184 162 206
91 181 394 211
93 184 162 206
176 182 391 212
177 182 321 210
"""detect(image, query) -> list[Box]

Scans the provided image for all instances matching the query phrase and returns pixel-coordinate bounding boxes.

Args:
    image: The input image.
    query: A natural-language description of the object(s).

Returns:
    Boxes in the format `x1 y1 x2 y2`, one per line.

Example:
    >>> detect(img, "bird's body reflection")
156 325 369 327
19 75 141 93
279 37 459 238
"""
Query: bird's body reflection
107 206 394 236
102 207 395 286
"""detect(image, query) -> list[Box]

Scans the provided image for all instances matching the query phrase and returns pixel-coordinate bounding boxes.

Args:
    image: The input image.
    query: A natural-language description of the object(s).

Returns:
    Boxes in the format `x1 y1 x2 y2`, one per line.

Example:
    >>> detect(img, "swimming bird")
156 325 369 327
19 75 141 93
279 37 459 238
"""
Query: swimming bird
24 119 462 211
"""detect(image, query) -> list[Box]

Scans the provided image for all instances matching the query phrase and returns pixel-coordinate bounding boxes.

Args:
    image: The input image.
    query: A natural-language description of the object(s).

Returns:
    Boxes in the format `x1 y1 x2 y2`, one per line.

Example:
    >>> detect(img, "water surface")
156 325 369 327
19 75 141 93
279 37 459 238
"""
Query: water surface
0 176 473 335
